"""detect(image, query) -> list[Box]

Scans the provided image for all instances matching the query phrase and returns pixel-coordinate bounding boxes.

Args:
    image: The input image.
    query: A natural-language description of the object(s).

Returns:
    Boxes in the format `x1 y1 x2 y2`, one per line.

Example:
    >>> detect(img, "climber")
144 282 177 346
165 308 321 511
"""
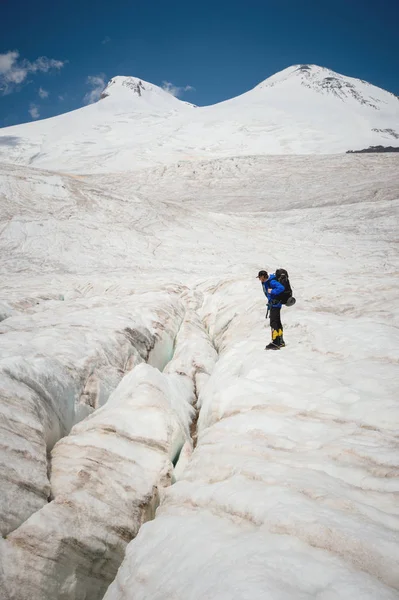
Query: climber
257 270 285 350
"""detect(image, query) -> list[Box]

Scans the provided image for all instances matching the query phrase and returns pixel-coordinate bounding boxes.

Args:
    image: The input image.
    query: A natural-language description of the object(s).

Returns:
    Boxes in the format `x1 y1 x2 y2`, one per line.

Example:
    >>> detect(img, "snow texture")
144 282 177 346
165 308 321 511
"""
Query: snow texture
0 64 399 600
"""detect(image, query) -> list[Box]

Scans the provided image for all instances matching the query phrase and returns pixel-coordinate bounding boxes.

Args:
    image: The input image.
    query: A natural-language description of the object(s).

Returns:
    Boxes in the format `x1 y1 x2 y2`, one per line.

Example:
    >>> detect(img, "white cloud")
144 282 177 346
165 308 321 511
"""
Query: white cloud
6 68 27 84
162 81 195 97
0 50 19 74
102 36 111 45
0 50 66 95
29 104 40 119
84 74 106 104
29 56 64 73
58 95 64 101
38 87 49 99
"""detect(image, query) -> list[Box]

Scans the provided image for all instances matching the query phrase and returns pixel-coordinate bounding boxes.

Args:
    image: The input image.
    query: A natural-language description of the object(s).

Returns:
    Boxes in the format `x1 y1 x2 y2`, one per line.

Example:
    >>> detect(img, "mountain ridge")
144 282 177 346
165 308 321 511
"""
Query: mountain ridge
0 64 398 173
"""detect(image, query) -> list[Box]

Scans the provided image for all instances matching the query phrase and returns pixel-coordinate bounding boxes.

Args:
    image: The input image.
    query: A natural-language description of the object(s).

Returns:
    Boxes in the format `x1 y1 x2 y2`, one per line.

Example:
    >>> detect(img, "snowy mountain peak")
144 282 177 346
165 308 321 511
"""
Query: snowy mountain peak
97 75 195 112
257 64 332 88
101 76 147 99
258 63 399 109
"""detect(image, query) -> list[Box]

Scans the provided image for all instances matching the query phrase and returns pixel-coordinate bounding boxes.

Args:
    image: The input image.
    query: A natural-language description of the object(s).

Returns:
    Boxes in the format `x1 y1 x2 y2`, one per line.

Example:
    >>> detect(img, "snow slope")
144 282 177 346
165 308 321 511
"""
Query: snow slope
0 65 398 172
0 152 399 599
106 279 399 600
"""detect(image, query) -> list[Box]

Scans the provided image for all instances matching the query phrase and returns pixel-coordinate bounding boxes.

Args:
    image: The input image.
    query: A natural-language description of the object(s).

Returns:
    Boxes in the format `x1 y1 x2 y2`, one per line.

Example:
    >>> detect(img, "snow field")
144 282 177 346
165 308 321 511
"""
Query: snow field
0 153 398 599
0 292 184 536
104 279 399 599
0 286 222 600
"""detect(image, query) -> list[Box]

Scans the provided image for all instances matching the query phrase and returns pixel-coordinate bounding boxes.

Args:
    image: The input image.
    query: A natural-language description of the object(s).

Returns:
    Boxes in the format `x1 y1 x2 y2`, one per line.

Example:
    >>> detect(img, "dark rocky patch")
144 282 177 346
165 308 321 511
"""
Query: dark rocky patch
347 146 399 153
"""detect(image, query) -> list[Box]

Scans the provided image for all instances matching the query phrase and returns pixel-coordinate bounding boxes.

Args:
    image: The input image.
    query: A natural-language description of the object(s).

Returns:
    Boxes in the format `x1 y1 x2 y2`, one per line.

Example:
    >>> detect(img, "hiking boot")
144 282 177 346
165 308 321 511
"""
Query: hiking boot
265 342 280 350
278 330 285 347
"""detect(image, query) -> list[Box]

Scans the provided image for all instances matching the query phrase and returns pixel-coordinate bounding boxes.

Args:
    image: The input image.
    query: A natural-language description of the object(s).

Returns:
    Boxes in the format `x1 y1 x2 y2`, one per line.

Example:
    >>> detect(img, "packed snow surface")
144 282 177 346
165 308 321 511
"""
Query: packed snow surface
0 65 398 172
0 149 398 599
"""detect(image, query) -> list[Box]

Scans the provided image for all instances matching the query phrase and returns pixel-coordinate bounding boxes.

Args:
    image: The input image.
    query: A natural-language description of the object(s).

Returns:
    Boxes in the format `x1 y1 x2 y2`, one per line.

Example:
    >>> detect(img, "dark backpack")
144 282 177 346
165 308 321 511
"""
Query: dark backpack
275 269 296 306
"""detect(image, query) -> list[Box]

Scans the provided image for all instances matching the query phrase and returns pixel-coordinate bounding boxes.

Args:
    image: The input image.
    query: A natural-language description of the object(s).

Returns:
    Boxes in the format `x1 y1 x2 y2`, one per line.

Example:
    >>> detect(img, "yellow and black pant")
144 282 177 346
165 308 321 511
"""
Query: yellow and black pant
270 306 283 343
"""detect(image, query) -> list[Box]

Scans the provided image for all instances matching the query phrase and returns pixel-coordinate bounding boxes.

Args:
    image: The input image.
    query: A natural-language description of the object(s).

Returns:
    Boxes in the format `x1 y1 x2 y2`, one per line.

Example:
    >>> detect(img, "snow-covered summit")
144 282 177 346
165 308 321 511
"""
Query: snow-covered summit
257 63 398 109
101 76 148 99
99 75 196 109
0 65 398 173
258 64 334 87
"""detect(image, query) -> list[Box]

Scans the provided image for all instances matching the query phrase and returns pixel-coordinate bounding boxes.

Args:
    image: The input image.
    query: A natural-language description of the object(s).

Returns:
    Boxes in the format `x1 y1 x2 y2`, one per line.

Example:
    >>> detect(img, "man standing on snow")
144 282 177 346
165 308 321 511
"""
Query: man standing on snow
257 270 285 350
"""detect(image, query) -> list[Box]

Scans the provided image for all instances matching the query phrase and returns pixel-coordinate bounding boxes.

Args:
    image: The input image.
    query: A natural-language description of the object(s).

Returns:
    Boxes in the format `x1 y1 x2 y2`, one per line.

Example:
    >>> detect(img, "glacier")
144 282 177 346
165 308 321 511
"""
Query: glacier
0 65 399 600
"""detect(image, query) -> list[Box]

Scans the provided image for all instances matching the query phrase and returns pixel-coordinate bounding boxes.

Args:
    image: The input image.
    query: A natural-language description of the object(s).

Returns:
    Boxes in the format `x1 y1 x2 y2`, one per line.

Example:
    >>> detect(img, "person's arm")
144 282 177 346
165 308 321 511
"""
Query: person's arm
268 279 285 298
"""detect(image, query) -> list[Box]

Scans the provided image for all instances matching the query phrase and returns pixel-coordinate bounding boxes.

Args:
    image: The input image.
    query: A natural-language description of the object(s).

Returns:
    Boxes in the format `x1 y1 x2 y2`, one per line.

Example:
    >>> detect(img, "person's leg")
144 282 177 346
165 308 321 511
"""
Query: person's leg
277 309 285 347
266 307 280 349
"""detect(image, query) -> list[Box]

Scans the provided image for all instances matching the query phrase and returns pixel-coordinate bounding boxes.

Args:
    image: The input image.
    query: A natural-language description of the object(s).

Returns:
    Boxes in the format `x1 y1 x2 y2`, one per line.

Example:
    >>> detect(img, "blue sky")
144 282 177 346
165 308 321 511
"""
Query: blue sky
1 0 398 127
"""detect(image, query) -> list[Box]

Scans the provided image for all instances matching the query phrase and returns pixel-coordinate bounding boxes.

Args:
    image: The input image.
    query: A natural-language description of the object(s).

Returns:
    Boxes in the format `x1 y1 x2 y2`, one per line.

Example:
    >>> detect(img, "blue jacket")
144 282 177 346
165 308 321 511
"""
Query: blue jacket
262 274 285 309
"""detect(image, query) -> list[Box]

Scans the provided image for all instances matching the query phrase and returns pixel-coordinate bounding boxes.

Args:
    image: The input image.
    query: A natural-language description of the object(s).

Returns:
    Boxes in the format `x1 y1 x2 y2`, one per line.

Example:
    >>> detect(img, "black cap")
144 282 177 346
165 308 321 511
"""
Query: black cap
256 270 268 278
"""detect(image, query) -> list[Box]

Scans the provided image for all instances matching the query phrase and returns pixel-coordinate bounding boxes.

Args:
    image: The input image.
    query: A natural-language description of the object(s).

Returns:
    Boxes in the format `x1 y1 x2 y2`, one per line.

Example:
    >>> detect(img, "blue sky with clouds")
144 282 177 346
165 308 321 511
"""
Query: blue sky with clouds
1 0 398 127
